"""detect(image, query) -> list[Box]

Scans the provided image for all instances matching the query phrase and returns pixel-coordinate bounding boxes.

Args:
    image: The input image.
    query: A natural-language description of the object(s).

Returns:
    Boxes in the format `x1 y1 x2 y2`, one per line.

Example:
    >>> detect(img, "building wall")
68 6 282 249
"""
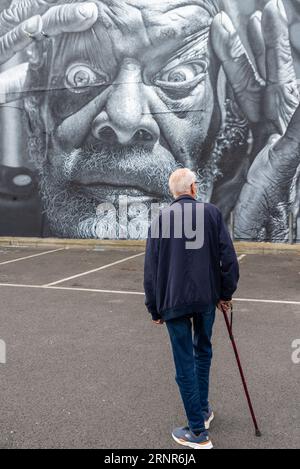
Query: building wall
0 0 299 241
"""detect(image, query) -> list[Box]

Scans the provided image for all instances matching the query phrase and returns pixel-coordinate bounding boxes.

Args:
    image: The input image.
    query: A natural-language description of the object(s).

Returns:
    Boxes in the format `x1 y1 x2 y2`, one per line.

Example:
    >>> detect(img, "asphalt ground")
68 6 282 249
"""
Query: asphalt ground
0 246 299 449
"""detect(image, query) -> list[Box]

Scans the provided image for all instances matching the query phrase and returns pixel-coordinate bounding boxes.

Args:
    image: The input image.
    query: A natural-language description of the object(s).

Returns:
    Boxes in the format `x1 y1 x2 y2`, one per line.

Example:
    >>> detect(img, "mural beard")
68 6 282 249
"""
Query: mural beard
38 143 179 239
30 102 249 240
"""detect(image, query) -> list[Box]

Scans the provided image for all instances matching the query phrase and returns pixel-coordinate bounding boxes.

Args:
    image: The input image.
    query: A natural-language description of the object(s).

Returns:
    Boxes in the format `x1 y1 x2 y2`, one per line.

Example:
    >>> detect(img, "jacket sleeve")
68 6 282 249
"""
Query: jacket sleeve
144 224 161 321
218 210 240 301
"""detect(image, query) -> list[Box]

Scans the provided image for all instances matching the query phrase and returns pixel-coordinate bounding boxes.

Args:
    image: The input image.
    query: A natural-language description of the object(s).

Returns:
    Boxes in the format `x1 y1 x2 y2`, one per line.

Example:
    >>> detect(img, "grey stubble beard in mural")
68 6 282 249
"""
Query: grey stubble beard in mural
38 143 176 239
32 107 249 240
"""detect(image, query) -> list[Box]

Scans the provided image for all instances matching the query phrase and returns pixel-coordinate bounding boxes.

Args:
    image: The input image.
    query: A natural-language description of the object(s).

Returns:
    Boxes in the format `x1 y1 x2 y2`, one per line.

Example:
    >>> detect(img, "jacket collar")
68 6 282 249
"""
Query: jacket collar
171 194 195 205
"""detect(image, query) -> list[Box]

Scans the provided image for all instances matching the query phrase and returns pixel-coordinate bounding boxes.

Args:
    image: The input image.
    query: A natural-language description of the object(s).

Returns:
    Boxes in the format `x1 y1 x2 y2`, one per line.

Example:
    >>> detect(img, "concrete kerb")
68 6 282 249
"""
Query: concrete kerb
0 237 146 252
0 237 299 254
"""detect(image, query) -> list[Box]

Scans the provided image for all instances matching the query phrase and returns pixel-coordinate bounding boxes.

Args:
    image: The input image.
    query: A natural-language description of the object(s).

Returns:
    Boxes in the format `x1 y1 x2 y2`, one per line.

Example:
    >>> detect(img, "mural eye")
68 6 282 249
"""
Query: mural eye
165 65 199 83
65 64 108 93
155 61 207 89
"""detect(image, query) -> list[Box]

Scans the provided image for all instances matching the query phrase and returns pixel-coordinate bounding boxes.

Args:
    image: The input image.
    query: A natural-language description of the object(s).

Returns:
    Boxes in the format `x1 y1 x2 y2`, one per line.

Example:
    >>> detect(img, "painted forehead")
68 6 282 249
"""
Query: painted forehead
97 0 220 19
92 0 215 47
51 0 215 71
107 1 215 22
14 0 219 16
59 0 219 13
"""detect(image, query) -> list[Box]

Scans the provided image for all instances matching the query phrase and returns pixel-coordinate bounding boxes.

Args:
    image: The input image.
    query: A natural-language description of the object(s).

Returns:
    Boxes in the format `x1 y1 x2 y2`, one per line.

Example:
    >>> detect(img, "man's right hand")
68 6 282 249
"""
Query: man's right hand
153 319 164 325
217 300 232 313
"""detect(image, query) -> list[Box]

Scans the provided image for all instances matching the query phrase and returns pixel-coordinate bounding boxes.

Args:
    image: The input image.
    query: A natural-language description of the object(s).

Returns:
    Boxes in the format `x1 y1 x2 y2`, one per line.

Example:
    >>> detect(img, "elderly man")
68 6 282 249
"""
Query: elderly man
144 168 239 450
0 0 299 240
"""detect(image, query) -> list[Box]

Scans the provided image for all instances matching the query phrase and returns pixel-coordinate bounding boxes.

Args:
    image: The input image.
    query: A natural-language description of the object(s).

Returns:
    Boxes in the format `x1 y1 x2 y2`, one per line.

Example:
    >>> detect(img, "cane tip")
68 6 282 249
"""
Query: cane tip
255 429 262 437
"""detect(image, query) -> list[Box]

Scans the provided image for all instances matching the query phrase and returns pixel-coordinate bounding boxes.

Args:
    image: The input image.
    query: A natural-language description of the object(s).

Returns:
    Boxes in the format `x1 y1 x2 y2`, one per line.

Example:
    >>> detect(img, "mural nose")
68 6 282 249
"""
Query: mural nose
91 58 160 146
94 125 156 145
92 102 160 146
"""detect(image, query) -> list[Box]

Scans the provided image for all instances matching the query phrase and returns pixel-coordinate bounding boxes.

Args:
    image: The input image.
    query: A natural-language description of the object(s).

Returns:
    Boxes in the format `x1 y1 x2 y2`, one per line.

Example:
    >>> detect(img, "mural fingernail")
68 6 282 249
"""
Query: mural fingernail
23 15 42 36
219 11 235 34
251 11 262 21
78 3 98 19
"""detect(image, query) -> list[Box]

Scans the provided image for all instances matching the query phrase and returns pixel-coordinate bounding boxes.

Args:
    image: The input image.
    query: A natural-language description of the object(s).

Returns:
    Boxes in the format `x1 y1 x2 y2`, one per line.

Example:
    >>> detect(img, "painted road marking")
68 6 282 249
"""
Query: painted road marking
0 283 144 295
234 298 300 305
0 282 299 306
44 251 246 288
43 252 145 287
0 248 65 266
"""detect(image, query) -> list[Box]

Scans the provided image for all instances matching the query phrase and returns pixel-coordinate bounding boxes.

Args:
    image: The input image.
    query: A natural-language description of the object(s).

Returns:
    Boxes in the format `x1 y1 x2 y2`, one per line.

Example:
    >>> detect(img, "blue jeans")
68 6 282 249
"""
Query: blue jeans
166 306 216 434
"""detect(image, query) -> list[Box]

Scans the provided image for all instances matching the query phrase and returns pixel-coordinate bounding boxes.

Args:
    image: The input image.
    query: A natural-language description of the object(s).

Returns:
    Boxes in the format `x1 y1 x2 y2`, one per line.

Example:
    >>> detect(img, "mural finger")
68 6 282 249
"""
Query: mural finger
0 62 29 103
211 11 263 124
236 104 300 240
262 0 299 133
0 0 57 35
0 15 42 65
41 2 98 36
273 103 300 172
247 11 266 80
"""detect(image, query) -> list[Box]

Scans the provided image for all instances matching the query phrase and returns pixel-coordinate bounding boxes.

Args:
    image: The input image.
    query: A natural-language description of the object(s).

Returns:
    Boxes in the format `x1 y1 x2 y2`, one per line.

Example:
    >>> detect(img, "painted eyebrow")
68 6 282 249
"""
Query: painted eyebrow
128 0 219 16
160 28 211 68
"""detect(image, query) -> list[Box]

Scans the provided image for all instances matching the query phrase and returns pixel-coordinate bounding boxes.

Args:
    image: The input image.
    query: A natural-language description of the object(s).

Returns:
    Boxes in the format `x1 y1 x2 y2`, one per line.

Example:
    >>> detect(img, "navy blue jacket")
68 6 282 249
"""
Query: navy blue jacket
144 195 239 321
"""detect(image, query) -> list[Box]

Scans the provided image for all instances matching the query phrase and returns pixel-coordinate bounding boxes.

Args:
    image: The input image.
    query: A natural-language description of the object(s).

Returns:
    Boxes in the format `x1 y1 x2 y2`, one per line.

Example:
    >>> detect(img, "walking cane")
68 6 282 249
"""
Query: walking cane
221 303 262 437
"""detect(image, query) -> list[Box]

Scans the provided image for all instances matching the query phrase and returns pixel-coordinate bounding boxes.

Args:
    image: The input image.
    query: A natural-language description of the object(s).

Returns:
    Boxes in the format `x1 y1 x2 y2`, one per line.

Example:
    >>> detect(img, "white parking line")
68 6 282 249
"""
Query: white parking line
43 252 145 287
234 298 300 305
49 286 143 295
0 283 144 295
0 248 65 266
44 251 245 288
0 282 299 306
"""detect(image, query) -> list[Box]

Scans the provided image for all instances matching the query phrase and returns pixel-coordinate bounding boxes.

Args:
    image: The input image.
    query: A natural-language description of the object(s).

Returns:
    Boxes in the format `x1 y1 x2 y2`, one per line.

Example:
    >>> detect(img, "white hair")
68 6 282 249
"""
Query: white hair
169 168 197 197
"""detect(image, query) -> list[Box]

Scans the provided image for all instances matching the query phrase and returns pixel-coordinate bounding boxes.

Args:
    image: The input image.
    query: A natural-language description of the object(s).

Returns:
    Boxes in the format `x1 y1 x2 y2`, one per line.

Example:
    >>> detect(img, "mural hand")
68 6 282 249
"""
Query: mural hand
261 0 299 134
41 2 98 36
0 15 43 65
211 10 264 124
0 1 98 103
247 11 266 81
235 104 300 241
0 1 57 34
212 1 300 241
211 1 299 134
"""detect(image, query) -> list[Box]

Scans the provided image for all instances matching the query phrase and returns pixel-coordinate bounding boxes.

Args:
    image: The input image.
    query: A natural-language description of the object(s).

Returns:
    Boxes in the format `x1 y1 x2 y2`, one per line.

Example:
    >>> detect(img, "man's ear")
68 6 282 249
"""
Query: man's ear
191 183 197 198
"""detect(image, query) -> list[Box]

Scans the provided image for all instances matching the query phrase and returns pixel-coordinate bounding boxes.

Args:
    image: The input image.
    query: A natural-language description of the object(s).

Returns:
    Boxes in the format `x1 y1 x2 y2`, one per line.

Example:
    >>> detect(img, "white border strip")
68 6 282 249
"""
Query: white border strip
0 248 65 266
43 252 145 287
0 283 299 306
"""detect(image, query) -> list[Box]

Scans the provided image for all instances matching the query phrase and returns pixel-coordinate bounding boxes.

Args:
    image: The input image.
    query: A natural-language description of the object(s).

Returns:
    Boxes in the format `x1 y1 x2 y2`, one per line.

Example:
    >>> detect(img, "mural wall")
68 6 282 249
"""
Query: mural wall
0 0 299 241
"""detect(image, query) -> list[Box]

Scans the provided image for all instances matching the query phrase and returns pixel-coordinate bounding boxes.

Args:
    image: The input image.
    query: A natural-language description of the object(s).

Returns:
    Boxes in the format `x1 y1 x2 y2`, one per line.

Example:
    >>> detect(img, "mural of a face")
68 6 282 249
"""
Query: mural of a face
1 0 300 241
27 0 223 238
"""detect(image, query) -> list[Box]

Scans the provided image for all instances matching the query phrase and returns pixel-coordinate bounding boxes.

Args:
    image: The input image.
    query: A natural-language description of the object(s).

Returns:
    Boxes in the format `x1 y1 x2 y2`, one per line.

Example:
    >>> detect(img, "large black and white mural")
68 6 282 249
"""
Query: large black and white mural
0 0 299 241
